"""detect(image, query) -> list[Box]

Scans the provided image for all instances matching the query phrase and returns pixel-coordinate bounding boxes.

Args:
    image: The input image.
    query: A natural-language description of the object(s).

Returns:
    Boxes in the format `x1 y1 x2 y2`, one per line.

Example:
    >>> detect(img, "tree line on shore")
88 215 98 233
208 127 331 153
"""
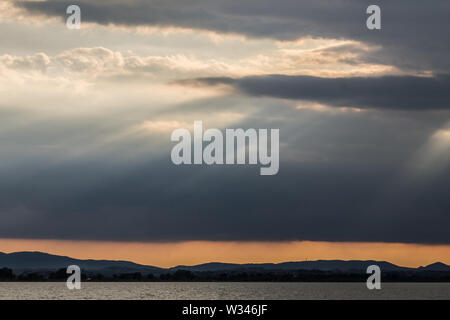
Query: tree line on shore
2 267 450 282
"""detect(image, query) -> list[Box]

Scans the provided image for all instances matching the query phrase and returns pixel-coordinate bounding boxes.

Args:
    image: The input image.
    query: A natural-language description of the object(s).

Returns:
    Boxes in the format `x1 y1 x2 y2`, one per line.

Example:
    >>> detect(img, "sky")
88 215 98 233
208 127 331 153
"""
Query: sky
0 0 449 267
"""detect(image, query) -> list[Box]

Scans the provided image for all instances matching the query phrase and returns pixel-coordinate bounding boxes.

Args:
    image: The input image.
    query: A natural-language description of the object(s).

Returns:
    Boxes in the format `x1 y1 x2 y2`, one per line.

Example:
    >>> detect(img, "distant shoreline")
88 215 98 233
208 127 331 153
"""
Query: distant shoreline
2 267 450 283
2 252 450 283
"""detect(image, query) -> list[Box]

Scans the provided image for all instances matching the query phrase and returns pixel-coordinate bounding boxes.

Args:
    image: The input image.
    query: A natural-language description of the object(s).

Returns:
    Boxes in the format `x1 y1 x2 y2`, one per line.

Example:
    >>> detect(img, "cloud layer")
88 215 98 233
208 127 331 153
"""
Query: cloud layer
182 74 450 110
0 0 449 244
16 0 450 72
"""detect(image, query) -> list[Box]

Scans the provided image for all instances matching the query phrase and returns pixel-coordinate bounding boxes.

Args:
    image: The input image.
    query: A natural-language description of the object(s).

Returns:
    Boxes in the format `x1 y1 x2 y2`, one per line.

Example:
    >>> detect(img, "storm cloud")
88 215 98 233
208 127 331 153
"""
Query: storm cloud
0 96 449 244
0 0 449 245
15 0 450 72
182 74 450 110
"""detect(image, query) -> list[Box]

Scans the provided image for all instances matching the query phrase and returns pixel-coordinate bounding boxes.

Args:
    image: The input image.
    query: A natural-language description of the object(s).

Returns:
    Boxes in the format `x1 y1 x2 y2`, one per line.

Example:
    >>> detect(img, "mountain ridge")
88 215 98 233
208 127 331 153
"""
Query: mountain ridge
1 251 449 274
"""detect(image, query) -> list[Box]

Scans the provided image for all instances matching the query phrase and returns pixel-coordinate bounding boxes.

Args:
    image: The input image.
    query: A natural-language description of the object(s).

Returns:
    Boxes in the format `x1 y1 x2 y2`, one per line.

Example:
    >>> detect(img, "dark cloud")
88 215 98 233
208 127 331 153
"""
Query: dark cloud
16 0 450 72
0 100 449 244
180 74 450 110
2 1 449 245
1 149 449 244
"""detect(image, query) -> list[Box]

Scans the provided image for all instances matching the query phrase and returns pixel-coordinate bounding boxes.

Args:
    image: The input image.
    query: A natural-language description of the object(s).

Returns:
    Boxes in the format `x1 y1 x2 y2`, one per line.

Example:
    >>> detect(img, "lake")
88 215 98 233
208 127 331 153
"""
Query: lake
0 282 449 300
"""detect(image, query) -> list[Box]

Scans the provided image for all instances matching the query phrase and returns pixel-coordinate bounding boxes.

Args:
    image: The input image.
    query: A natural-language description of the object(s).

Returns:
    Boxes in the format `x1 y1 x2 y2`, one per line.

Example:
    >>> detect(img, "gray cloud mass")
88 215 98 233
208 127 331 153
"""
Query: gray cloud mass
0 0 449 244
181 74 450 110
0 98 449 243
16 0 450 72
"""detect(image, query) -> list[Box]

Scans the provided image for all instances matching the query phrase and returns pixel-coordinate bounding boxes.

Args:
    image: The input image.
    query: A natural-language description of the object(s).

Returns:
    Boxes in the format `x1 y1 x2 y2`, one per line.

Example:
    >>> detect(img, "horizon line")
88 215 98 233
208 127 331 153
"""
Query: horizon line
1 239 450 268
2 249 449 270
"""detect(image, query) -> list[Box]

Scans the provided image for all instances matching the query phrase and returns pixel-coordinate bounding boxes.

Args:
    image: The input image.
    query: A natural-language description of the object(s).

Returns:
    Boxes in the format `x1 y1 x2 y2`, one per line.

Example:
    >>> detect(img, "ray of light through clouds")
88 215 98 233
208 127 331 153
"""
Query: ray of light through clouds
407 123 450 179
0 0 449 264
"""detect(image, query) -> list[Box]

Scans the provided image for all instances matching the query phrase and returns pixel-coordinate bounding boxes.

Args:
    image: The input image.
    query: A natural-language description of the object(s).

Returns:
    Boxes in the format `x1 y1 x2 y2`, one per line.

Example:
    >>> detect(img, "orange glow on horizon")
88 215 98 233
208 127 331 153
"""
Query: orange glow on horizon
0 239 449 268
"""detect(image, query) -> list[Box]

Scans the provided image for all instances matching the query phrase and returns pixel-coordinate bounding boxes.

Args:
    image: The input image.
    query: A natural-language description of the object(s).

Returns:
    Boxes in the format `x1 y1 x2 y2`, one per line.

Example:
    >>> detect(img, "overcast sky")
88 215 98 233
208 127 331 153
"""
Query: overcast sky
0 0 449 244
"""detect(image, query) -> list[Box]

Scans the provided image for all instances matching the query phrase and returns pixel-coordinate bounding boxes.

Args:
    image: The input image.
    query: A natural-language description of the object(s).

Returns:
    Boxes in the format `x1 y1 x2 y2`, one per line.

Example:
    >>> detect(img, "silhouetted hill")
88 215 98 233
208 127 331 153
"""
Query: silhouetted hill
172 260 410 272
0 251 163 275
418 262 450 272
1 251 450 281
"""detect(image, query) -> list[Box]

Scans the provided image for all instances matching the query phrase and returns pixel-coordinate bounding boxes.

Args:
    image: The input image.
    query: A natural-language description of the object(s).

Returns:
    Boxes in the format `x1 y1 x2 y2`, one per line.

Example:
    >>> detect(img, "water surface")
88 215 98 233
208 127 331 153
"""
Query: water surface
0 282 449 300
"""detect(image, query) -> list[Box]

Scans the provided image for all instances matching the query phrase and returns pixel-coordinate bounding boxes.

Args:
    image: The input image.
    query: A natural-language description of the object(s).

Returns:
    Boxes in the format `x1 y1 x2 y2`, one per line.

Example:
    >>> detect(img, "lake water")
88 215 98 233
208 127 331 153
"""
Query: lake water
0 282 449 300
